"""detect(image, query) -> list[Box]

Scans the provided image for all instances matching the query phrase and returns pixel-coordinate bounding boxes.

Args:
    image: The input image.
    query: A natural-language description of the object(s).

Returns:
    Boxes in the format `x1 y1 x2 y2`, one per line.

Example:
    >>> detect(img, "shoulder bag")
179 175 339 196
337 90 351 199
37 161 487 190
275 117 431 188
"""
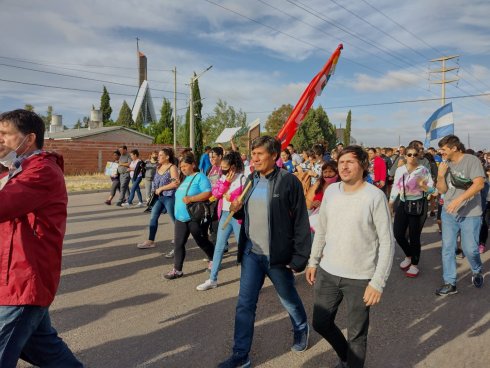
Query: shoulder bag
403 173 425 216
185 174 211 222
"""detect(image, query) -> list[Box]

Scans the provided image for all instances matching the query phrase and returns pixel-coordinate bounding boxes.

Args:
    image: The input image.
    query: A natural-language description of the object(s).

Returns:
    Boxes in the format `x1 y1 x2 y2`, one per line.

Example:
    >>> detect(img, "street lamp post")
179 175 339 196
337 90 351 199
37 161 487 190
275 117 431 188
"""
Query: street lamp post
189 65 212 151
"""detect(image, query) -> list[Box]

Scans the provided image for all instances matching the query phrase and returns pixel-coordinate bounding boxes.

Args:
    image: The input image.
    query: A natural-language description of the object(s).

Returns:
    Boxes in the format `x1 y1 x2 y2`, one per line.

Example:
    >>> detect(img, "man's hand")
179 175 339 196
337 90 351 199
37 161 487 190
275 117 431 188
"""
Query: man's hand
446 198 463 214
305 267 317 285
438 161 448 177
363 284 382 306
230 199 243 213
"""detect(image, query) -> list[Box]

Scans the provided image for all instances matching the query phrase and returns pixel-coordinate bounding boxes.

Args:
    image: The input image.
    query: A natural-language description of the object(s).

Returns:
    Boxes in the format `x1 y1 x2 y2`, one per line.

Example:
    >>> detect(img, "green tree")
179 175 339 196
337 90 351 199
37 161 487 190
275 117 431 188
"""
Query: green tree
100 86 112 123
160 98 174 132
192 76 203 158
344 109 352 146
155 127 173 144
41 105 53 131
116 101 134 127
24 104 34 112
135 111 145 132
183 109 190 147
265 104 293 136
291 106 336 150
202 99 247 145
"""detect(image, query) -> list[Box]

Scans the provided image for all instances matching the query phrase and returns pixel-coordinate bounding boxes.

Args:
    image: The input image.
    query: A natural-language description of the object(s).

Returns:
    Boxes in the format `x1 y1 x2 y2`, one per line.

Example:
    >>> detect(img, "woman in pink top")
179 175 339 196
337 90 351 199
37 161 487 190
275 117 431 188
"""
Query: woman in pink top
306 161 339 211
197 151 245 291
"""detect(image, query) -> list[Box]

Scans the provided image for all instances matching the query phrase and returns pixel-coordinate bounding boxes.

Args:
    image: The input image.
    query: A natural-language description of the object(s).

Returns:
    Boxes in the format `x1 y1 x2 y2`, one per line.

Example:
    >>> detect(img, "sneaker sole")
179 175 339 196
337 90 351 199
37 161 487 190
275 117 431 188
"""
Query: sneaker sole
196 284 217 291
137 245 156 249
435 290 458 296
406 273 419 278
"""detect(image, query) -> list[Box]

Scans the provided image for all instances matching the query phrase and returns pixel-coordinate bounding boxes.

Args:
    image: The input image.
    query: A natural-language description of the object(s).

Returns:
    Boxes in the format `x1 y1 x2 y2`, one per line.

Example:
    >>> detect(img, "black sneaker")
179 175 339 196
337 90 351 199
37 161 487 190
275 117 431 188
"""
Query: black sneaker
435 283 458 296
291 324 309 352
115 202 123 207
217 353 251 368
472 273 484 288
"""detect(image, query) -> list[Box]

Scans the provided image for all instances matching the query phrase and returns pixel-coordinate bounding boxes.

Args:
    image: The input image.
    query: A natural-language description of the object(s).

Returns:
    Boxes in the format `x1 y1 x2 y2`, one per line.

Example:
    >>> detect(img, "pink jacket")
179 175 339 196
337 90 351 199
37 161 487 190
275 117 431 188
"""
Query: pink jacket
212 175 244 223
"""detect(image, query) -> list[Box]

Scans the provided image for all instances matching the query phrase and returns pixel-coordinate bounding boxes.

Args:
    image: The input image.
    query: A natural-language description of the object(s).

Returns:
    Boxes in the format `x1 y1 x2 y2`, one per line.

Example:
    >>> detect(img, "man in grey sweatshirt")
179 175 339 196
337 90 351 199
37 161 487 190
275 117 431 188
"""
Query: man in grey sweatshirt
306 145 394 368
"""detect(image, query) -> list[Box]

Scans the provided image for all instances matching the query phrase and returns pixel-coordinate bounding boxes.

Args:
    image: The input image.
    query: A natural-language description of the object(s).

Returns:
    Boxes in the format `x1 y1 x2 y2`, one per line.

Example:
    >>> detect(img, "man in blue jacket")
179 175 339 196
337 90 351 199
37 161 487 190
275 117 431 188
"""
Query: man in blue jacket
218 136 311 368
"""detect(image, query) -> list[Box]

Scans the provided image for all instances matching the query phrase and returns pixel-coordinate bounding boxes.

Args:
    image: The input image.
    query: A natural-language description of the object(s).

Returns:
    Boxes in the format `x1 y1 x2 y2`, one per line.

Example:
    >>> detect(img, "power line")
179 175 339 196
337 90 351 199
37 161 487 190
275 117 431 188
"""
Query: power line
0 55 174 72
243 91 490 114
0 62 188 96
358 0 490 93
0 77 184 101
0 55 187 90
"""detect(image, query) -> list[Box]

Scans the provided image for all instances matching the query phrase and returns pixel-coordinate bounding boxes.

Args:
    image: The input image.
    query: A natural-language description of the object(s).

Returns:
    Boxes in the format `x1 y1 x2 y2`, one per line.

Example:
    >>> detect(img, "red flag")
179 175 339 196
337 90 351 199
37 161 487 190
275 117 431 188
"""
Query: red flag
276 44 343 150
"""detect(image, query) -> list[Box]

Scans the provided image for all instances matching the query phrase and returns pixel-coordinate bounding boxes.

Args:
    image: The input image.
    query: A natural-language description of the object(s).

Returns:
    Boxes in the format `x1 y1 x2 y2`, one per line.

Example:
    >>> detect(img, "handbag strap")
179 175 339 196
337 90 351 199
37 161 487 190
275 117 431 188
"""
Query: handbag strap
402 173 406 200
185 173 199 196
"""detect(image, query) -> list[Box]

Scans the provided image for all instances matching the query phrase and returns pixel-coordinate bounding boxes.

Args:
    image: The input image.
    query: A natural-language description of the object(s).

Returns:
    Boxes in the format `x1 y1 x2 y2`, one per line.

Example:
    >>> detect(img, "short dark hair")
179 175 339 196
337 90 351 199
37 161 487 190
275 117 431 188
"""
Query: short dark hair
204 146 212 151
130 149 139 157
113 150 121 157
211 146 224 157
338 145 369 178
287 143 294 148
438 135 465 152
0 109 45 149
119 145 128 150
408 140 423 148
251 136 281 160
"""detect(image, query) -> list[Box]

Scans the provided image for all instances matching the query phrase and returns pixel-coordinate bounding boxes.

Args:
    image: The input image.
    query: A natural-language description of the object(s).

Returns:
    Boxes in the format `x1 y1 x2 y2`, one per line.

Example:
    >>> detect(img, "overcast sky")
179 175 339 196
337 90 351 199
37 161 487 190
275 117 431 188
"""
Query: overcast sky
1 0 489 149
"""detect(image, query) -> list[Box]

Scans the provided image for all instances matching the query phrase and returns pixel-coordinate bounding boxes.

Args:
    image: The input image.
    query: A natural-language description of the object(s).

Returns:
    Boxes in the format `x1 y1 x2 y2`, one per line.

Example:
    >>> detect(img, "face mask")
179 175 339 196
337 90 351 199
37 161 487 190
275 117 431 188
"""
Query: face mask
14 135 29 156
0 150 16 168
324 175 338 185
221 169 229 176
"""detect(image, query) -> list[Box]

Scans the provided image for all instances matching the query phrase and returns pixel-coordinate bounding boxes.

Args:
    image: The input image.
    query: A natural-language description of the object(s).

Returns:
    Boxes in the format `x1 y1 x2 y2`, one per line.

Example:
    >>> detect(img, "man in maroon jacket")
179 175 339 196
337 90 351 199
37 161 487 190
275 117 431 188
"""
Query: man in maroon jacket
0 110 83 367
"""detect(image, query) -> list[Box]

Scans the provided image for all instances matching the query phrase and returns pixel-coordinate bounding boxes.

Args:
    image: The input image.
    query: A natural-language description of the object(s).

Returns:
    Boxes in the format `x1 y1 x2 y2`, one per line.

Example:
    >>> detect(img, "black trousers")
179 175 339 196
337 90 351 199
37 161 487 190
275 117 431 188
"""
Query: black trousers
173 220 214 272
312 268 370 368
393 201 424 265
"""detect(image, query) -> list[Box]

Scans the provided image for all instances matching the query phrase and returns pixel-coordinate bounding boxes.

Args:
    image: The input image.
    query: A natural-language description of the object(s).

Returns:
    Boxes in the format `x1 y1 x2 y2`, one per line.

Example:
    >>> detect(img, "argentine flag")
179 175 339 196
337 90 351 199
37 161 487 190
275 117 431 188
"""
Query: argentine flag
423 102 454 148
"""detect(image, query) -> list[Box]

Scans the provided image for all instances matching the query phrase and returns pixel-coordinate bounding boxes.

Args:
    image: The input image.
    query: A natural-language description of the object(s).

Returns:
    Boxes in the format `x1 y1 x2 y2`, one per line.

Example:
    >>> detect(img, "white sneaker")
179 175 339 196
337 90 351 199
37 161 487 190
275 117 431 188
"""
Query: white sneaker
137 241 156 249
136 202 145 208
121 202 131 207
399 257 411 270
196 279 217 291
406 265 419 278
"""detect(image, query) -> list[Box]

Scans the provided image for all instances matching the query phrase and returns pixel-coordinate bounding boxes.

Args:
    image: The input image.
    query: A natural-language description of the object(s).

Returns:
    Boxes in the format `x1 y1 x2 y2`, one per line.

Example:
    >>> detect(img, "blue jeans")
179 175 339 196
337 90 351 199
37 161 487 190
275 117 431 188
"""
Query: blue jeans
233 240 308 357
149 195 176 241
210 211 241 282
128 176 143 204
0 306 83 368
441 208 482 285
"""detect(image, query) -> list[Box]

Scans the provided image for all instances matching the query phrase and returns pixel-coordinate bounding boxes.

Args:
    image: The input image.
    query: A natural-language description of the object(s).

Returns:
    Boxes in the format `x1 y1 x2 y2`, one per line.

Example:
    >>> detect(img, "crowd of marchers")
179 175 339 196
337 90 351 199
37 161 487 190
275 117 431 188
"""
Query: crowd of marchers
1 108 488 368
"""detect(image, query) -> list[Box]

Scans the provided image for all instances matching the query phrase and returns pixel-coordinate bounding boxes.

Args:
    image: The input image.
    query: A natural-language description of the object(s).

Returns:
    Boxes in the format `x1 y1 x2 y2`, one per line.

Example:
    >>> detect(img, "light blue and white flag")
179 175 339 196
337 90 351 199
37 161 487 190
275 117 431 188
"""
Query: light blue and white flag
423 102 454 148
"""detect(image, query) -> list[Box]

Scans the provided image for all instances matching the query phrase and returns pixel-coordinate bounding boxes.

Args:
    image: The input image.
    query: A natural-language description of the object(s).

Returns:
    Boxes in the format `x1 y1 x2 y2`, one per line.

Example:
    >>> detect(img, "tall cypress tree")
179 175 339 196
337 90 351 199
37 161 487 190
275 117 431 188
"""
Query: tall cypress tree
159 97 174 133
192 76 203 158
116 101 134 127
344 110 352 146
100 86 112 123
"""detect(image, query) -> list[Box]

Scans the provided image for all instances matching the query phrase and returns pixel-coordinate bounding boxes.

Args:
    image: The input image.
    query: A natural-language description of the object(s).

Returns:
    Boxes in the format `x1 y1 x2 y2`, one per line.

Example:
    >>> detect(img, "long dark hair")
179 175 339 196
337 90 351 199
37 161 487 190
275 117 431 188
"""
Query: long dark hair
222 151 244 173
315 161 339 194
161 147 175 165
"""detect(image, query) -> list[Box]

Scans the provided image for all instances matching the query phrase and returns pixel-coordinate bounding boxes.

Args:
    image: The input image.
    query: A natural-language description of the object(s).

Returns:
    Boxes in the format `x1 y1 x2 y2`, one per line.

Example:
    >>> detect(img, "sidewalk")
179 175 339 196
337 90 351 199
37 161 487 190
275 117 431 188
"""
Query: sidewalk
21 192 490 367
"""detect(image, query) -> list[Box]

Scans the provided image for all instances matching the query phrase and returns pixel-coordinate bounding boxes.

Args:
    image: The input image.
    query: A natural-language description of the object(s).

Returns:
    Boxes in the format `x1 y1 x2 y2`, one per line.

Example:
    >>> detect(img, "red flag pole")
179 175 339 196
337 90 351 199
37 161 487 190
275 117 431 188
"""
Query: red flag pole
276 44 343 150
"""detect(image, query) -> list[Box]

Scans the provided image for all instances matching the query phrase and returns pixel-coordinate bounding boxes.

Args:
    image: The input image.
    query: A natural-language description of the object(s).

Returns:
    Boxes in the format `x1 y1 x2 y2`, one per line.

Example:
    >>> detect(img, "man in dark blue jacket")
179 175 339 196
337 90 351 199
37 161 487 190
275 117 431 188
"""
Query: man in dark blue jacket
218 136 311 368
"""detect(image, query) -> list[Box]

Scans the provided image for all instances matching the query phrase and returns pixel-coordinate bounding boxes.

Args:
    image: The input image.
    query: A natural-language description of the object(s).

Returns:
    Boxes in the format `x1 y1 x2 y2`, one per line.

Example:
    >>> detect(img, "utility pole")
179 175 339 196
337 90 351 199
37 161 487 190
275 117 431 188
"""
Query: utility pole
189 65 213 151
173 67 177 152
429 55 459 106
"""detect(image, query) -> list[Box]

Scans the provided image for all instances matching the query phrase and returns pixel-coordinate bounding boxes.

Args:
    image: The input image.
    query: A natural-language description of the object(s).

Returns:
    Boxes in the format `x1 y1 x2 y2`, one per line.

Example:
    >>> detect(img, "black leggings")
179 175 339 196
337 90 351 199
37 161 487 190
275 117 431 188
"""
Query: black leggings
393 201 424 265
173 220 214 272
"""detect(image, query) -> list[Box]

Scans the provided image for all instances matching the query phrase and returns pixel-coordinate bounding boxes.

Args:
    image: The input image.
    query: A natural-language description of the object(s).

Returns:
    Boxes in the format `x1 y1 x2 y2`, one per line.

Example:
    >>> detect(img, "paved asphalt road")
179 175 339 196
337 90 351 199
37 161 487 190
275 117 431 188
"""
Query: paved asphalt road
20 192 490 368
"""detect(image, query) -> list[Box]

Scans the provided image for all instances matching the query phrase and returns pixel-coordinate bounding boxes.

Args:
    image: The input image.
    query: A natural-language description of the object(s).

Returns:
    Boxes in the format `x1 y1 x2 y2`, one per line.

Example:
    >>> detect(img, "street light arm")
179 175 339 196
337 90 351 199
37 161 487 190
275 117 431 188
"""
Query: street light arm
192 65 213 81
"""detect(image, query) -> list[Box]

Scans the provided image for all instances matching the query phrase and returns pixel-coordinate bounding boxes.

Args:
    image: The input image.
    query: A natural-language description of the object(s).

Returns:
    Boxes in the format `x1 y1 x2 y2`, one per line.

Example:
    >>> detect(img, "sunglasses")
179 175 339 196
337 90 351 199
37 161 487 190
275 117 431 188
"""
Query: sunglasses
406 153 417 157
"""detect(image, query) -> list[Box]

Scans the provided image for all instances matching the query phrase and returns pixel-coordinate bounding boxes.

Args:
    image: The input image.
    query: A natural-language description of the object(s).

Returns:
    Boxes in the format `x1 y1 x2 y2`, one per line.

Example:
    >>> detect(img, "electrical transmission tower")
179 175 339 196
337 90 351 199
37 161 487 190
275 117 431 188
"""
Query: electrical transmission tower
429 55 459 106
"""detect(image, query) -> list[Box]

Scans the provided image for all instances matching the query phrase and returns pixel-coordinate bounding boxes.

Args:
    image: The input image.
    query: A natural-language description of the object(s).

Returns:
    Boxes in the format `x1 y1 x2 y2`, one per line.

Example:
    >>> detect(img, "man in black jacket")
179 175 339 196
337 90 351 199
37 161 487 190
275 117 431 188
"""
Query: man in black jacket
218 136 311 368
